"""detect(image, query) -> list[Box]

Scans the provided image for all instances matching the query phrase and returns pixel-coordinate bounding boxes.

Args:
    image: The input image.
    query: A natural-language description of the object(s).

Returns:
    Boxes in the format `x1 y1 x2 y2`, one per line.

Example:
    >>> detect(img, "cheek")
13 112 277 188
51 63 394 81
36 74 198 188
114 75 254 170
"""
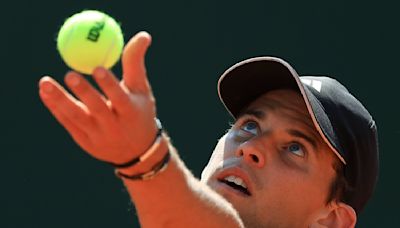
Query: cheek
201 134 231 182
265 148 334 201
222 132 240 158
312 161 336 199
258 165 330 214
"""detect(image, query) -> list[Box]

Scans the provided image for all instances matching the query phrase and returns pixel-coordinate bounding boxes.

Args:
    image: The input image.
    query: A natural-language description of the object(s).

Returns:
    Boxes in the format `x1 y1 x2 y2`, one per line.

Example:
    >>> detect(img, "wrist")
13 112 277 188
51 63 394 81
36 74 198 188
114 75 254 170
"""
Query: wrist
115 133 170 180
108 118 163 168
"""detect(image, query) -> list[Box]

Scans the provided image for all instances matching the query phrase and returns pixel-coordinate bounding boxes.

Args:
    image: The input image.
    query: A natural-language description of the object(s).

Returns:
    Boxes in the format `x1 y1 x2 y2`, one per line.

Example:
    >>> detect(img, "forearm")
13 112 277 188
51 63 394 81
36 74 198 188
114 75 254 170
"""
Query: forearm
119 143 244 228
39 31 241 228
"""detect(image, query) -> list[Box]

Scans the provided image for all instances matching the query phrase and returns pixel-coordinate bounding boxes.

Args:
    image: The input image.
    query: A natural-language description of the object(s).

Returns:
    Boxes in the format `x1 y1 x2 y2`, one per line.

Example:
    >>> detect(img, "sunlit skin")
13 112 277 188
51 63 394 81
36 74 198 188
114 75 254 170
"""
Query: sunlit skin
38 32 245 228
38 31 355 227
202 90 339 227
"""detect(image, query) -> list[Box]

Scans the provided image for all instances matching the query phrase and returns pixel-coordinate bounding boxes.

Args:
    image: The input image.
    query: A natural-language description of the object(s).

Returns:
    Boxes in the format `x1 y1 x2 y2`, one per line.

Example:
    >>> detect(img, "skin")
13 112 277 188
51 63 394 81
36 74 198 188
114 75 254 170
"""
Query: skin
38 31 356 227
38 32 243 228
201 90 344 227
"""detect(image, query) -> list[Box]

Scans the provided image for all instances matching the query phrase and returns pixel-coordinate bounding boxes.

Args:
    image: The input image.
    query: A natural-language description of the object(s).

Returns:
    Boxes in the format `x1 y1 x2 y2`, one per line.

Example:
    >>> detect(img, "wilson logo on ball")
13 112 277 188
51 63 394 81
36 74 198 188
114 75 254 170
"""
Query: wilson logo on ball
87 19 105 42
57 10 124 74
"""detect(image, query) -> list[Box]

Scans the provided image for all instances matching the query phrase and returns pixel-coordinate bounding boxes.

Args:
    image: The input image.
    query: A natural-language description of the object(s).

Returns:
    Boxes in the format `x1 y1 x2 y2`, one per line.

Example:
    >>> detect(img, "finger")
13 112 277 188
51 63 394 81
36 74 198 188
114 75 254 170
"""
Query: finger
40 90 92 149
121 31 152 94
64 71 114 124
92 67 134 115
39 76 96 132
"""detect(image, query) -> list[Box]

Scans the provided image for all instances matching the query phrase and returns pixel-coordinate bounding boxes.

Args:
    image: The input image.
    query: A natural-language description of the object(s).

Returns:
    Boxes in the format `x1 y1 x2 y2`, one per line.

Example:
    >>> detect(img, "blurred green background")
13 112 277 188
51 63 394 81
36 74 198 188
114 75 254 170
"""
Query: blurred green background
2 0 398 227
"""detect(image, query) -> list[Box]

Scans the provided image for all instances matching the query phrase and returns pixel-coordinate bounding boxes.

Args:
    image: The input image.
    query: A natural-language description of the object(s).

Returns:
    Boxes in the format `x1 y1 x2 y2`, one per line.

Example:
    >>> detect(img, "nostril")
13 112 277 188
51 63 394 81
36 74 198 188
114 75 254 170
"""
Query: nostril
250 154 259 163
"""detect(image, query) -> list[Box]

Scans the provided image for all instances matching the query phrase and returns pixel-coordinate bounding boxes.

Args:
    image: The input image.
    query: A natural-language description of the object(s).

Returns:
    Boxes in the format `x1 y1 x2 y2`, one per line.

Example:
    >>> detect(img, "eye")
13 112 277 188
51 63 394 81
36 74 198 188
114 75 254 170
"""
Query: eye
232 119 260 141
286 142 305 157
241 121 259 136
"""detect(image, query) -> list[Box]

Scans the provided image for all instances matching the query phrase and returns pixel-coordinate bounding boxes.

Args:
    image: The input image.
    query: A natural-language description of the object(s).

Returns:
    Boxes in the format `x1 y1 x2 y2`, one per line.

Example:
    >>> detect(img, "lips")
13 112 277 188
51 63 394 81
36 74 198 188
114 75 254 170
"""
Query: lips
216 167 253 196
220 175 251 196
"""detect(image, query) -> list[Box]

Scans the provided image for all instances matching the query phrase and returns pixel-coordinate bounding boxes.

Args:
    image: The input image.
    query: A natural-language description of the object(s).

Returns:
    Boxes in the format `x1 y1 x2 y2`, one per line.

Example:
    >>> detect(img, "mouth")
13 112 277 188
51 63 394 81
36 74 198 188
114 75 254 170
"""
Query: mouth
218 174 252 196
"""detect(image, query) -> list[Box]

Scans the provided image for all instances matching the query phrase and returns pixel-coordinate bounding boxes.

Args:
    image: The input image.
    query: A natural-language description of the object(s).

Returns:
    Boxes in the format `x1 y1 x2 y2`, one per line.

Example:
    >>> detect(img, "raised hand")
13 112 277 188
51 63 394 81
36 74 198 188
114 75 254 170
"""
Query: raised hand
38 32 159 164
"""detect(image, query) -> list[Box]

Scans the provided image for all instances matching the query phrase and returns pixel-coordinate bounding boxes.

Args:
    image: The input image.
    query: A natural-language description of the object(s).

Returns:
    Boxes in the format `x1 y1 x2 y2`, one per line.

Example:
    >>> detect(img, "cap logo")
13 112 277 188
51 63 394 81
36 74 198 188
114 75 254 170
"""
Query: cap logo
301 78 322 92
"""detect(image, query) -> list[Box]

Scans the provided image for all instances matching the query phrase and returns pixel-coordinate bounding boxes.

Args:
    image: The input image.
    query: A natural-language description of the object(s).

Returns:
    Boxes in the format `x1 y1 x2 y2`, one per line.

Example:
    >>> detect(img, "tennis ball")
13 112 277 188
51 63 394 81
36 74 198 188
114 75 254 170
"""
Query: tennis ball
57 10 124 75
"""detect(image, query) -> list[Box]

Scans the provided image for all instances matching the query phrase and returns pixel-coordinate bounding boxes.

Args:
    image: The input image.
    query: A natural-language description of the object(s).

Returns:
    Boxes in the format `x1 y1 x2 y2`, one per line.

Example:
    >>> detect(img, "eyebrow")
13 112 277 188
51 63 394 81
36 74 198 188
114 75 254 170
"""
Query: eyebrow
238 108 319 151
237 109 266 120
287 129 318 151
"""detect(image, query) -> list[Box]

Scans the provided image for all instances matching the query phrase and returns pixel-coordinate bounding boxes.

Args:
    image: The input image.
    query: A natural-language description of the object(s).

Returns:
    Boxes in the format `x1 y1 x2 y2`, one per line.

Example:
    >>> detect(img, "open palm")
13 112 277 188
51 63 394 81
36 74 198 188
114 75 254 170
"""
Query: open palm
39 32 158 164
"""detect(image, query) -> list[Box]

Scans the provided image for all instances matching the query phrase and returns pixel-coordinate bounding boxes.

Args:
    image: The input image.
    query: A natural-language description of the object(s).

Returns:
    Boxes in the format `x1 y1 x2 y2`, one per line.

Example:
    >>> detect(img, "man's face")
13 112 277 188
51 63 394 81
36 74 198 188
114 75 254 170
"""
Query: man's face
201 89 338 227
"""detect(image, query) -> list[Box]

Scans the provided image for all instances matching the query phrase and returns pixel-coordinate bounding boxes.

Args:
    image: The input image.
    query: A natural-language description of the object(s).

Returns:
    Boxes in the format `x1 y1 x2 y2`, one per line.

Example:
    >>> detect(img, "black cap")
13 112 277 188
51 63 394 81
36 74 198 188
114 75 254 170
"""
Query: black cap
218 56 379 213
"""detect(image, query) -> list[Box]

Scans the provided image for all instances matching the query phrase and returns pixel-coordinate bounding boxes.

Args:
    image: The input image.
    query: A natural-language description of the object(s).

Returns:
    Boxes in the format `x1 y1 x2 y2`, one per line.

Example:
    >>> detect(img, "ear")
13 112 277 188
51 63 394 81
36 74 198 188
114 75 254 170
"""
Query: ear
311 202 357 228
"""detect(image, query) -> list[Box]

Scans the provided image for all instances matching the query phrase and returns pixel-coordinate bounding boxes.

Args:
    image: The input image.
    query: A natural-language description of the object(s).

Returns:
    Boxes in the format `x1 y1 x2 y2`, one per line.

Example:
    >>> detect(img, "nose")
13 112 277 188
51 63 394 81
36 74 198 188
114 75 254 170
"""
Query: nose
234 140 265 168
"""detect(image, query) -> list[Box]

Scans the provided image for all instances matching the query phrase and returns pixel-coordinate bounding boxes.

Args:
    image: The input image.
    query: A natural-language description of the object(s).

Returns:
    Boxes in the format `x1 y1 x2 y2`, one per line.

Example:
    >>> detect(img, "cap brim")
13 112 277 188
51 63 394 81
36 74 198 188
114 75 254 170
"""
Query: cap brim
218 56 346 164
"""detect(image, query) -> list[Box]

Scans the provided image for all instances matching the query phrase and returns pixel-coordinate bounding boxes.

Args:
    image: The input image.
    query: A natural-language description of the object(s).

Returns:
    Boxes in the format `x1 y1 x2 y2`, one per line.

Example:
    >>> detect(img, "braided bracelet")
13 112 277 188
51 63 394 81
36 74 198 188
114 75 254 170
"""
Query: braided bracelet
115 150 171 180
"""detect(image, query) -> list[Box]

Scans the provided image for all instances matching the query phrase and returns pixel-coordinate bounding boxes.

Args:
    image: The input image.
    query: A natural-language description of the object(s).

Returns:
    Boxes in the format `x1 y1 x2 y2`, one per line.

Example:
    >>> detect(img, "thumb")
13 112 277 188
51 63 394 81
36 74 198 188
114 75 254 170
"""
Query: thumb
121 31 152 94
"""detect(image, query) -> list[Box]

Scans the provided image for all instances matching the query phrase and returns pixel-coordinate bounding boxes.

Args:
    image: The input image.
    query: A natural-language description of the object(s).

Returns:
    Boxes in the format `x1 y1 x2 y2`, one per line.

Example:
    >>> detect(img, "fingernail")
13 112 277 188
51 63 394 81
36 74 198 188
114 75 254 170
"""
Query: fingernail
42 82 54 93
68 74 80 86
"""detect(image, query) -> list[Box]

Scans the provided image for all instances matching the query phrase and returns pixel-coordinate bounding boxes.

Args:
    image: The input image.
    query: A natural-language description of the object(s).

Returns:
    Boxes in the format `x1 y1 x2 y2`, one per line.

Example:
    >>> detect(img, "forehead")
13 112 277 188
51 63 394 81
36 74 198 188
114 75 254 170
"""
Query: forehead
243 89 310 120
241 89 320 141
237 89 338 162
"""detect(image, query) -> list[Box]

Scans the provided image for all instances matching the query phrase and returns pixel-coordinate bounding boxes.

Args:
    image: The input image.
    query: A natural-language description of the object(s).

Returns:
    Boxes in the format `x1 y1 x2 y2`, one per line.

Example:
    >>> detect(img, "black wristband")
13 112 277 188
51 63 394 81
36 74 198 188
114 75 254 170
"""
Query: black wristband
115 149 171 181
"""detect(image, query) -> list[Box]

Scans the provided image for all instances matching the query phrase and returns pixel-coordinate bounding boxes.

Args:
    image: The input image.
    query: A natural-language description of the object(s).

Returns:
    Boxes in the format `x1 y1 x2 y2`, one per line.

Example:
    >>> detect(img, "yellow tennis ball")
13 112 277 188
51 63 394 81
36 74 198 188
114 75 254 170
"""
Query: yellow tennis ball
57 10 124 75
